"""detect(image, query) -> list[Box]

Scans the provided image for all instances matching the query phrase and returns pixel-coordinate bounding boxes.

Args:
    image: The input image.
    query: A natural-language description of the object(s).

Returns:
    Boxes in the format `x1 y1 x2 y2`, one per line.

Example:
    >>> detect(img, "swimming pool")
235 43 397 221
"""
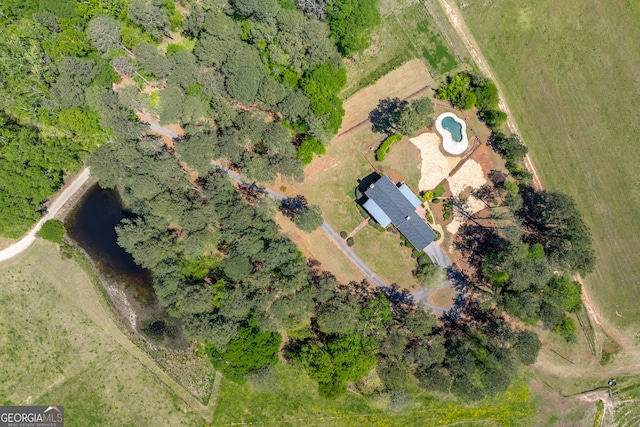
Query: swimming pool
441 116 463 142
435 112 469 155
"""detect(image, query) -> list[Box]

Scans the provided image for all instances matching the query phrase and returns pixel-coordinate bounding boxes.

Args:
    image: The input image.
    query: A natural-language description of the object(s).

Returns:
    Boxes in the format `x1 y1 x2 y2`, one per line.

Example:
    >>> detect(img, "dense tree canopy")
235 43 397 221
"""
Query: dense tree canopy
0 0 583 406
0 115 81 237
325 0 380 55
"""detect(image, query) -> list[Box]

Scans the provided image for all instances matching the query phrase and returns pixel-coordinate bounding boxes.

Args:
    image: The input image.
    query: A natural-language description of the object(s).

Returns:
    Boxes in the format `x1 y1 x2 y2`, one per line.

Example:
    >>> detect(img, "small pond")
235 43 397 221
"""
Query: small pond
65 184 155 305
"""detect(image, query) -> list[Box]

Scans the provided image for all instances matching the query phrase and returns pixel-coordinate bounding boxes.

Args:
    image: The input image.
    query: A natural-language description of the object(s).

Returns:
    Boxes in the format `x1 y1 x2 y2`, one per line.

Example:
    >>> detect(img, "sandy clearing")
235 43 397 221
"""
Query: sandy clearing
445 160 486 235
446 194 485 235
447 159 485 196
410 132 459 191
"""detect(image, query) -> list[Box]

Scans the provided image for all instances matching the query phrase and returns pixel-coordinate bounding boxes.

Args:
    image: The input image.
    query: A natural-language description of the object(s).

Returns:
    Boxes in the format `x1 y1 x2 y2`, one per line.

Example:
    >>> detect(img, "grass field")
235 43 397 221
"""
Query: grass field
274 211 365 284
379 137 423 190
0 240 212 425
212 363 537 426
343 0 470 98
295 122 421 288
459 0 640 329
353 226 419 288
0 236 15 250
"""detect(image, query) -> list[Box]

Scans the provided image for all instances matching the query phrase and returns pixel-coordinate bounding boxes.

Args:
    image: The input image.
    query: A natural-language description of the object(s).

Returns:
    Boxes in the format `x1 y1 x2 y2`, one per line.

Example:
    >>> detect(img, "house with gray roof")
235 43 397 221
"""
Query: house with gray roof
362 175 436 251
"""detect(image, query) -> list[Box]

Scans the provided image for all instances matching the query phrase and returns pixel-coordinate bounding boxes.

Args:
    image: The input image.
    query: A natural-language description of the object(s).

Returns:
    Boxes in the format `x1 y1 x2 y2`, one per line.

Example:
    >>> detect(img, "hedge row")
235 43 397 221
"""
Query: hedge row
375 133 402 161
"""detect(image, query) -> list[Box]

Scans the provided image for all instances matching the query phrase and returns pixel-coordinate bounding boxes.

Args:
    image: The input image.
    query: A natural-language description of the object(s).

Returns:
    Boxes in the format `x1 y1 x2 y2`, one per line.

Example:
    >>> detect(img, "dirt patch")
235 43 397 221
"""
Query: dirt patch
447 158 486 196
339 59 433 133
112 73 136 91
136 112 185 149
383 169 407 186
410 132 459 191
471 140 505 175
446 195 485 236
428 287 456 308
165 123 185 138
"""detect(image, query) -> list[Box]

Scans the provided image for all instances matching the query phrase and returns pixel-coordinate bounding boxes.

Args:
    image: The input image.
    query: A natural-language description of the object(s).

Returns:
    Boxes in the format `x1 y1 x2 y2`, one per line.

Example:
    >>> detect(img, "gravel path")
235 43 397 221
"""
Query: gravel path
0 168 91 263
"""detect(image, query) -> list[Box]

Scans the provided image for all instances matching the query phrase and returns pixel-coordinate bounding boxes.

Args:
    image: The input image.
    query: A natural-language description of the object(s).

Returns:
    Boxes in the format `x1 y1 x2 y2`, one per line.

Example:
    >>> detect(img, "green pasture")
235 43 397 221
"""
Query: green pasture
212 363 537 426
461 0 640 328
343 0 469 98
0 241 207 426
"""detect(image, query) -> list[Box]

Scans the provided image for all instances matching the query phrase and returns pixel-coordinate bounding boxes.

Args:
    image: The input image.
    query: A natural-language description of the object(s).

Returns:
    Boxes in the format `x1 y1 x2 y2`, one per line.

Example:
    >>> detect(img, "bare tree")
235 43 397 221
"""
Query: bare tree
295 0 327 20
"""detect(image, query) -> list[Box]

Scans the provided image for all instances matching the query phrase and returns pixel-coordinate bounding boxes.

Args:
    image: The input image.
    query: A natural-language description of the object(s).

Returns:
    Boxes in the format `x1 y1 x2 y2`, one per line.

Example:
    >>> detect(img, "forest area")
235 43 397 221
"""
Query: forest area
0 0 596 407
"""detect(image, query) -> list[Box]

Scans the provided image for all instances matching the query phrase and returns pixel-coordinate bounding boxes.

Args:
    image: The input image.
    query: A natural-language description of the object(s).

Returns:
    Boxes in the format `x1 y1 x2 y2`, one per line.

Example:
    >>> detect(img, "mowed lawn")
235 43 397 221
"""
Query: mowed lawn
298 123 423 288
461 0 640 328
0 241 207 426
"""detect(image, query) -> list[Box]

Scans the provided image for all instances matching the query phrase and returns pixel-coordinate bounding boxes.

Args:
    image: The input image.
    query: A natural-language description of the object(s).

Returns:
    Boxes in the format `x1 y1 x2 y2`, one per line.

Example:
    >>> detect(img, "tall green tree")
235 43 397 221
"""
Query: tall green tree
87 15 122 53
325 0 380 56
127 0 169 42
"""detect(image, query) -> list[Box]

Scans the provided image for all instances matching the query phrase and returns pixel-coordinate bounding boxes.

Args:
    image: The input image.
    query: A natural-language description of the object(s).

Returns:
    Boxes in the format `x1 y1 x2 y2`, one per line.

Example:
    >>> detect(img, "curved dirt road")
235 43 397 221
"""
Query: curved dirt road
0 168 91 263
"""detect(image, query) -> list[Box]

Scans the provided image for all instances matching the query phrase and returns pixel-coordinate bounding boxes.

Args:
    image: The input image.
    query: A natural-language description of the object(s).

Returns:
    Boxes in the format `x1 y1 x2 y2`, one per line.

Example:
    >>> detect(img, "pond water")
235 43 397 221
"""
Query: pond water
441 116 463 142
65 185 155 305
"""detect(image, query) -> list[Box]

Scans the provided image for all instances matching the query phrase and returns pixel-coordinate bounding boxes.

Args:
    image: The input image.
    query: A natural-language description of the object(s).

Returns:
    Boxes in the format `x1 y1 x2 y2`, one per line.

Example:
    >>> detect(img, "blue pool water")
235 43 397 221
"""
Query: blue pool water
442 116 463 142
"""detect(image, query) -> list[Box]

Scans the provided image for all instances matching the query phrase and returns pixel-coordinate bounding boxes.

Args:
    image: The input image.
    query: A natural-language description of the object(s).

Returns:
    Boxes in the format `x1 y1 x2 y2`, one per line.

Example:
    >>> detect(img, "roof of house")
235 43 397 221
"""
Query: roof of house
363 199 392 227
363 175 437 251
398 183 422 208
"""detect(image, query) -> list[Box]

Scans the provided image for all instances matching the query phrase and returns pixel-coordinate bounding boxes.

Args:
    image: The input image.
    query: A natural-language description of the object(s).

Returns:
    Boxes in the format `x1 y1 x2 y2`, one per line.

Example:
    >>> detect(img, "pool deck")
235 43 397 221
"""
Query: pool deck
436 112 469 155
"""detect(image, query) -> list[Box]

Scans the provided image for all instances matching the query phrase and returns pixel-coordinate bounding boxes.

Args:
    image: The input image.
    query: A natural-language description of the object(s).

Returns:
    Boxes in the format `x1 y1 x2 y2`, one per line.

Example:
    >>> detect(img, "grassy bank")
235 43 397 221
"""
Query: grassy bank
0 240 209 425
461 0 640 328
212 363 537 425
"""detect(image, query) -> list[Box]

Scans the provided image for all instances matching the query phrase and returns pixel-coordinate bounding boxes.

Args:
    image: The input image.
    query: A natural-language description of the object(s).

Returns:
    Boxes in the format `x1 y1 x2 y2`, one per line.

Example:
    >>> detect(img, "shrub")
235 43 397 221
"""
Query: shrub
433 186 445 198
443 199 453 221
554 316 578 342
59 243 74 259
38 220 66 243
375 133 402 161
357 205 370 219
417 254 431 266
424 209 434 224
141 317 178 343
400 235 415 250
340 231 348 239
347 237 354 246
297 136 326 164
